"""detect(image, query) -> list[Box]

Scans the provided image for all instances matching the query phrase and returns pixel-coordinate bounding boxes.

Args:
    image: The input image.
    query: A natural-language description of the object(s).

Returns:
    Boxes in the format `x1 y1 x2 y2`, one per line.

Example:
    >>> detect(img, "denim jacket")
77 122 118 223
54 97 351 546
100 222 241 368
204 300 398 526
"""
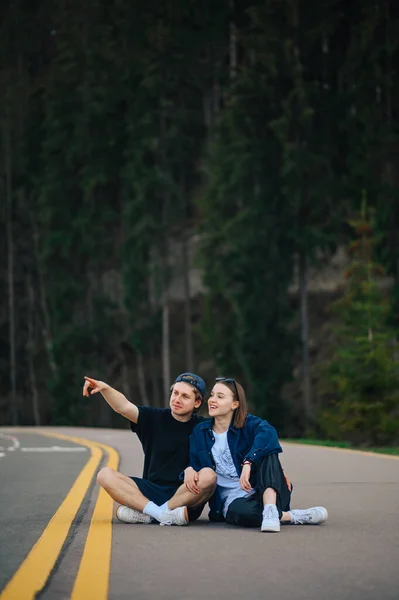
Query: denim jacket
189 414 282 521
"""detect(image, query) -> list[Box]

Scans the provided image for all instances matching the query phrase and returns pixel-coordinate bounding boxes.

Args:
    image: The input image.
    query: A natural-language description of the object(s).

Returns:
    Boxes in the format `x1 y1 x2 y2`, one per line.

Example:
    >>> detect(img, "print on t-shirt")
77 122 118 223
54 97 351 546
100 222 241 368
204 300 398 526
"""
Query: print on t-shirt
211 429 254 517
212 431 238 479
214 445 238 479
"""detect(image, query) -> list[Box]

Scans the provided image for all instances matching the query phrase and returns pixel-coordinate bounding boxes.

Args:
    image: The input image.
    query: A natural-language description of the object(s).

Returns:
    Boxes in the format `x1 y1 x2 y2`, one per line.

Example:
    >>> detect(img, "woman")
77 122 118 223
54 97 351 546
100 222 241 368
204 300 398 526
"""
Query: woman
184 377 328 532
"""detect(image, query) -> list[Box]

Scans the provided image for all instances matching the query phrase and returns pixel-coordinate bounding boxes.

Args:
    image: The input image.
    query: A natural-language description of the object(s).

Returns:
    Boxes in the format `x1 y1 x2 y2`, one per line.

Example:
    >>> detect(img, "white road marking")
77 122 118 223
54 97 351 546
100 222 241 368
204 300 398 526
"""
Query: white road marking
0 432 20 450
0 434 86 458
21 446 87 452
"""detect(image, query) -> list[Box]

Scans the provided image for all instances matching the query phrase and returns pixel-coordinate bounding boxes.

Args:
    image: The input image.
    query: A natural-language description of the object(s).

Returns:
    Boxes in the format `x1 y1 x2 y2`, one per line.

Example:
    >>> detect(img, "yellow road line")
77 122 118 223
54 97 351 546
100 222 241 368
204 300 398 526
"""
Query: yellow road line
283 441 399 460
0 430 103 600
71 442 120 600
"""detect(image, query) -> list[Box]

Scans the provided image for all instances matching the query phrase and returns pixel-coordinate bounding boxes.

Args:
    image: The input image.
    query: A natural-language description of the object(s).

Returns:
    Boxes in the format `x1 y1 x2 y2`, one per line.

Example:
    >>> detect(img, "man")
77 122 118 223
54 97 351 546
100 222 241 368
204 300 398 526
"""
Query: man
83 372 216 525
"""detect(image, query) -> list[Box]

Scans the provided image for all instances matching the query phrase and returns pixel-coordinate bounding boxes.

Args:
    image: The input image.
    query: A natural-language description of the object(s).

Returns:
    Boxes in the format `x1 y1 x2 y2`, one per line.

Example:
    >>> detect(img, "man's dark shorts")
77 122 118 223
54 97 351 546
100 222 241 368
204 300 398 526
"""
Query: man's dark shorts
131 477 204 522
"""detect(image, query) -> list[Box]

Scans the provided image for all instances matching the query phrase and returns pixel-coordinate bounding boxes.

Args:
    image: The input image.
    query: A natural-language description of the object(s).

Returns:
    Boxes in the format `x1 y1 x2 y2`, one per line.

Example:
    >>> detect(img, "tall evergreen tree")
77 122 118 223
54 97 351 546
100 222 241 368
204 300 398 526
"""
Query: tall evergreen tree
321 204 399 444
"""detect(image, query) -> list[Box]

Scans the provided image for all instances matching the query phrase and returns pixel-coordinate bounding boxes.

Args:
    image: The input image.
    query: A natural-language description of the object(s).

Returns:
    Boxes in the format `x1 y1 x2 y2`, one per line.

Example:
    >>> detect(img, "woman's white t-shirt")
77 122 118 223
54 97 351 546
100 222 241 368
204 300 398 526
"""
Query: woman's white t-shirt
211 430 254 517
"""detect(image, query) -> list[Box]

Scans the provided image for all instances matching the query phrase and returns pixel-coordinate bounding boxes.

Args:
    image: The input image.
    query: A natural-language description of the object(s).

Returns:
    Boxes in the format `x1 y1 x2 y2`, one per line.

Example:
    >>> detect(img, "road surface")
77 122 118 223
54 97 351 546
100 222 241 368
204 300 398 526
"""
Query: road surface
0 427 398 600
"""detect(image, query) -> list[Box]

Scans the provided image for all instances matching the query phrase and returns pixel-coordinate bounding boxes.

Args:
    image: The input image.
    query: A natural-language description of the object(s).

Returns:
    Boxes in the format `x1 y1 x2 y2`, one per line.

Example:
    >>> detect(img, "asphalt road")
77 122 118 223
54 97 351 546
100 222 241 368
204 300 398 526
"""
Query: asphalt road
0 431 89 594
0 426 398 600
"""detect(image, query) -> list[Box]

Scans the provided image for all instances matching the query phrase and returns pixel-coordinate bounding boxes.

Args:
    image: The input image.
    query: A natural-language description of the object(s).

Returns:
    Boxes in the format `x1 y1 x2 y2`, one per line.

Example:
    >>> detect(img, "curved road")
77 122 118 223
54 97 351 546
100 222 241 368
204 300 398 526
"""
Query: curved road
0 427 398 600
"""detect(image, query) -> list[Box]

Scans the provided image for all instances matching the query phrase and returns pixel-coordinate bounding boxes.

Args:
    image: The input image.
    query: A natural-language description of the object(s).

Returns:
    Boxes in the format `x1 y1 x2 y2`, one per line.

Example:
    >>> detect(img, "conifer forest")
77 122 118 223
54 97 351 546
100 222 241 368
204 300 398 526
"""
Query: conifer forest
1 0 399 445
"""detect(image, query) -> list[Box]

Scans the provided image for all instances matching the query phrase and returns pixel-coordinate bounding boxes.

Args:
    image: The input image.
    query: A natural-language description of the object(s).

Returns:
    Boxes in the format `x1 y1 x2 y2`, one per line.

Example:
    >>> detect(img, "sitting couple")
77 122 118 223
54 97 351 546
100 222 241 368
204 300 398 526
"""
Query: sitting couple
83 372 328 532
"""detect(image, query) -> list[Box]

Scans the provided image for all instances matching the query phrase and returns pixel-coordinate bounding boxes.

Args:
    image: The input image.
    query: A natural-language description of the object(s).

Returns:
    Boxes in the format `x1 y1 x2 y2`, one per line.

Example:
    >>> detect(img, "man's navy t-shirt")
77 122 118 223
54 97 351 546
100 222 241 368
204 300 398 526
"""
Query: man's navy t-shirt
130 407 203 487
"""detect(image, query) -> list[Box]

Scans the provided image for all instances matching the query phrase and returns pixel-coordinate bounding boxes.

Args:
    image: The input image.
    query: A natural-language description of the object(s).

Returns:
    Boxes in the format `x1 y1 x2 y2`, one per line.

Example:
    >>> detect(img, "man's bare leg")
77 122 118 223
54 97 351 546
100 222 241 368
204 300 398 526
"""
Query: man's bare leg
167 468 217 510
97 467 149 511
142 468 217 525
98 466 217 526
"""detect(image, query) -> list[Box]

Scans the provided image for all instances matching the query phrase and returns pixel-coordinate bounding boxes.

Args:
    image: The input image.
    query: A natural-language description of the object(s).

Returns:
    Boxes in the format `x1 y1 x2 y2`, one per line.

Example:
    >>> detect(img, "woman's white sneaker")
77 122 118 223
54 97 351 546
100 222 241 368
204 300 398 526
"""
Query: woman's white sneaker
261 504 280 532
116 505 152 524
289 506 328 525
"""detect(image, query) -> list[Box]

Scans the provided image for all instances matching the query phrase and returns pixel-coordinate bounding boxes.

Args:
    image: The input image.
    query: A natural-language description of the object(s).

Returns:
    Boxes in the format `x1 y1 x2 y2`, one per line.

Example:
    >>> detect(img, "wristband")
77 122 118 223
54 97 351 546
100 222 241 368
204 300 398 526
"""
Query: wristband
242 460 252 466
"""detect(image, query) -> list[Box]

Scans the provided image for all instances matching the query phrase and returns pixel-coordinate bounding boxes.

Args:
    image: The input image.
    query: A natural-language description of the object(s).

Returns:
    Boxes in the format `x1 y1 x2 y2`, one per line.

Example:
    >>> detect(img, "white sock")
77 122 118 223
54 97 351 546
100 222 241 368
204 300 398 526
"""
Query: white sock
143 501 168 521
289 509 306 524
263 504 278 517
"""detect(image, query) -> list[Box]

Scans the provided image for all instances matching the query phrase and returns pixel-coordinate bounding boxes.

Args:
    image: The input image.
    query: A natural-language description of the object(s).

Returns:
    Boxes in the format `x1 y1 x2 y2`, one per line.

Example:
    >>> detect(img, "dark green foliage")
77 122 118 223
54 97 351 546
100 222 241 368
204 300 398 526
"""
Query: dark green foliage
197 91 297 428
0 0 399 443
321 205 399 444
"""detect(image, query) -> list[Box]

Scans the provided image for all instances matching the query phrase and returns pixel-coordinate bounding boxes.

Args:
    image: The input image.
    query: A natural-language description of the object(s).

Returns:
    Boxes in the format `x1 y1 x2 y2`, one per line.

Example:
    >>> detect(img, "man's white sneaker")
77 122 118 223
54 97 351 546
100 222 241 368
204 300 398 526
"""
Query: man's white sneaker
289 506 328 525
158 506 189 526
116 505 152 524
261 504 280 532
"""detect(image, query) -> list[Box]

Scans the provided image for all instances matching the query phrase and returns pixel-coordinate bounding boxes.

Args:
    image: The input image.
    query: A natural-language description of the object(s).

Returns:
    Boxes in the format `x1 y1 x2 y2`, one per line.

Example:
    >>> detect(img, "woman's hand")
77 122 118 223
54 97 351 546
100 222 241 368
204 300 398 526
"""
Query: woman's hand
184 467 200 494
240 463 253 493
283 468 292 491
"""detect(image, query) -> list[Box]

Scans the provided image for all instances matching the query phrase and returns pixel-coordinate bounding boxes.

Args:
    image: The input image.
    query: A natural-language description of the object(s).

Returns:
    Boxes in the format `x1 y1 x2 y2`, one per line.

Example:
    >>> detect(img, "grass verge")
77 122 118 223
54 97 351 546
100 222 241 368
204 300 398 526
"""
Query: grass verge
282 438 399 456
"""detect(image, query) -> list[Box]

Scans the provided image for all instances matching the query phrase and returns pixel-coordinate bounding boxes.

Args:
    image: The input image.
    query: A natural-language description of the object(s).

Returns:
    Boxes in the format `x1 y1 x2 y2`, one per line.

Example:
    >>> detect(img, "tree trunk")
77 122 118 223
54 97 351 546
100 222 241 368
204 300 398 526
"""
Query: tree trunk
27 273 41 425
147 249 161 407
120 342 132 400
136 350 149 405
299 253 313 427
229 0 237 82
149 341 161 407
182 233 194 372
385 0 392 122
160 101 171 405
179 165 194 373
31 212 58 378
162 286 170 405
4 116 18 425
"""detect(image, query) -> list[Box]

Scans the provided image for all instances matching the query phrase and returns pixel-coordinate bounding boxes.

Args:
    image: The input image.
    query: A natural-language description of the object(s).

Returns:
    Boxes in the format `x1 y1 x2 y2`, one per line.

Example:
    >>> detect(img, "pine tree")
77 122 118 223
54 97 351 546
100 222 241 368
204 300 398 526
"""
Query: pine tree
321 202 399 445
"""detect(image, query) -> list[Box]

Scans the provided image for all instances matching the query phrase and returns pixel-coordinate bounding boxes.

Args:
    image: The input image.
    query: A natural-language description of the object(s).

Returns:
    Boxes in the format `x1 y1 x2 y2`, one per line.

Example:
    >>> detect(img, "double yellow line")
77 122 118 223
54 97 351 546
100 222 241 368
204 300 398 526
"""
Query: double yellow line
0 430 119 600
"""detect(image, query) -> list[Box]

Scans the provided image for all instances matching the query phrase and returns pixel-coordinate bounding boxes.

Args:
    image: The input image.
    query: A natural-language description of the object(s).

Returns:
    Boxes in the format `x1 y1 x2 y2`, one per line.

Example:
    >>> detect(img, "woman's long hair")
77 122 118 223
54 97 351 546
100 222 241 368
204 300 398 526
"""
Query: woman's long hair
217 380 248 428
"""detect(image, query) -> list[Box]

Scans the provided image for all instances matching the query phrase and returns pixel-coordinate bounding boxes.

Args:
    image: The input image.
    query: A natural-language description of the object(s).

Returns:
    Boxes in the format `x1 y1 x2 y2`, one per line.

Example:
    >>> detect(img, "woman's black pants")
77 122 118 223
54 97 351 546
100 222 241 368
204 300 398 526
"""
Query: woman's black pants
225 453 292 527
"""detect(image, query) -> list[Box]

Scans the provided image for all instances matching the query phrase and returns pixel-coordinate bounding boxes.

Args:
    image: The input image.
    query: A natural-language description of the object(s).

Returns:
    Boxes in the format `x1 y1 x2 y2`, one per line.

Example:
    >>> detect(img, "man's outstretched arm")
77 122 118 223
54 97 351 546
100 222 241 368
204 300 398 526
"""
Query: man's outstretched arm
83 376 139 423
